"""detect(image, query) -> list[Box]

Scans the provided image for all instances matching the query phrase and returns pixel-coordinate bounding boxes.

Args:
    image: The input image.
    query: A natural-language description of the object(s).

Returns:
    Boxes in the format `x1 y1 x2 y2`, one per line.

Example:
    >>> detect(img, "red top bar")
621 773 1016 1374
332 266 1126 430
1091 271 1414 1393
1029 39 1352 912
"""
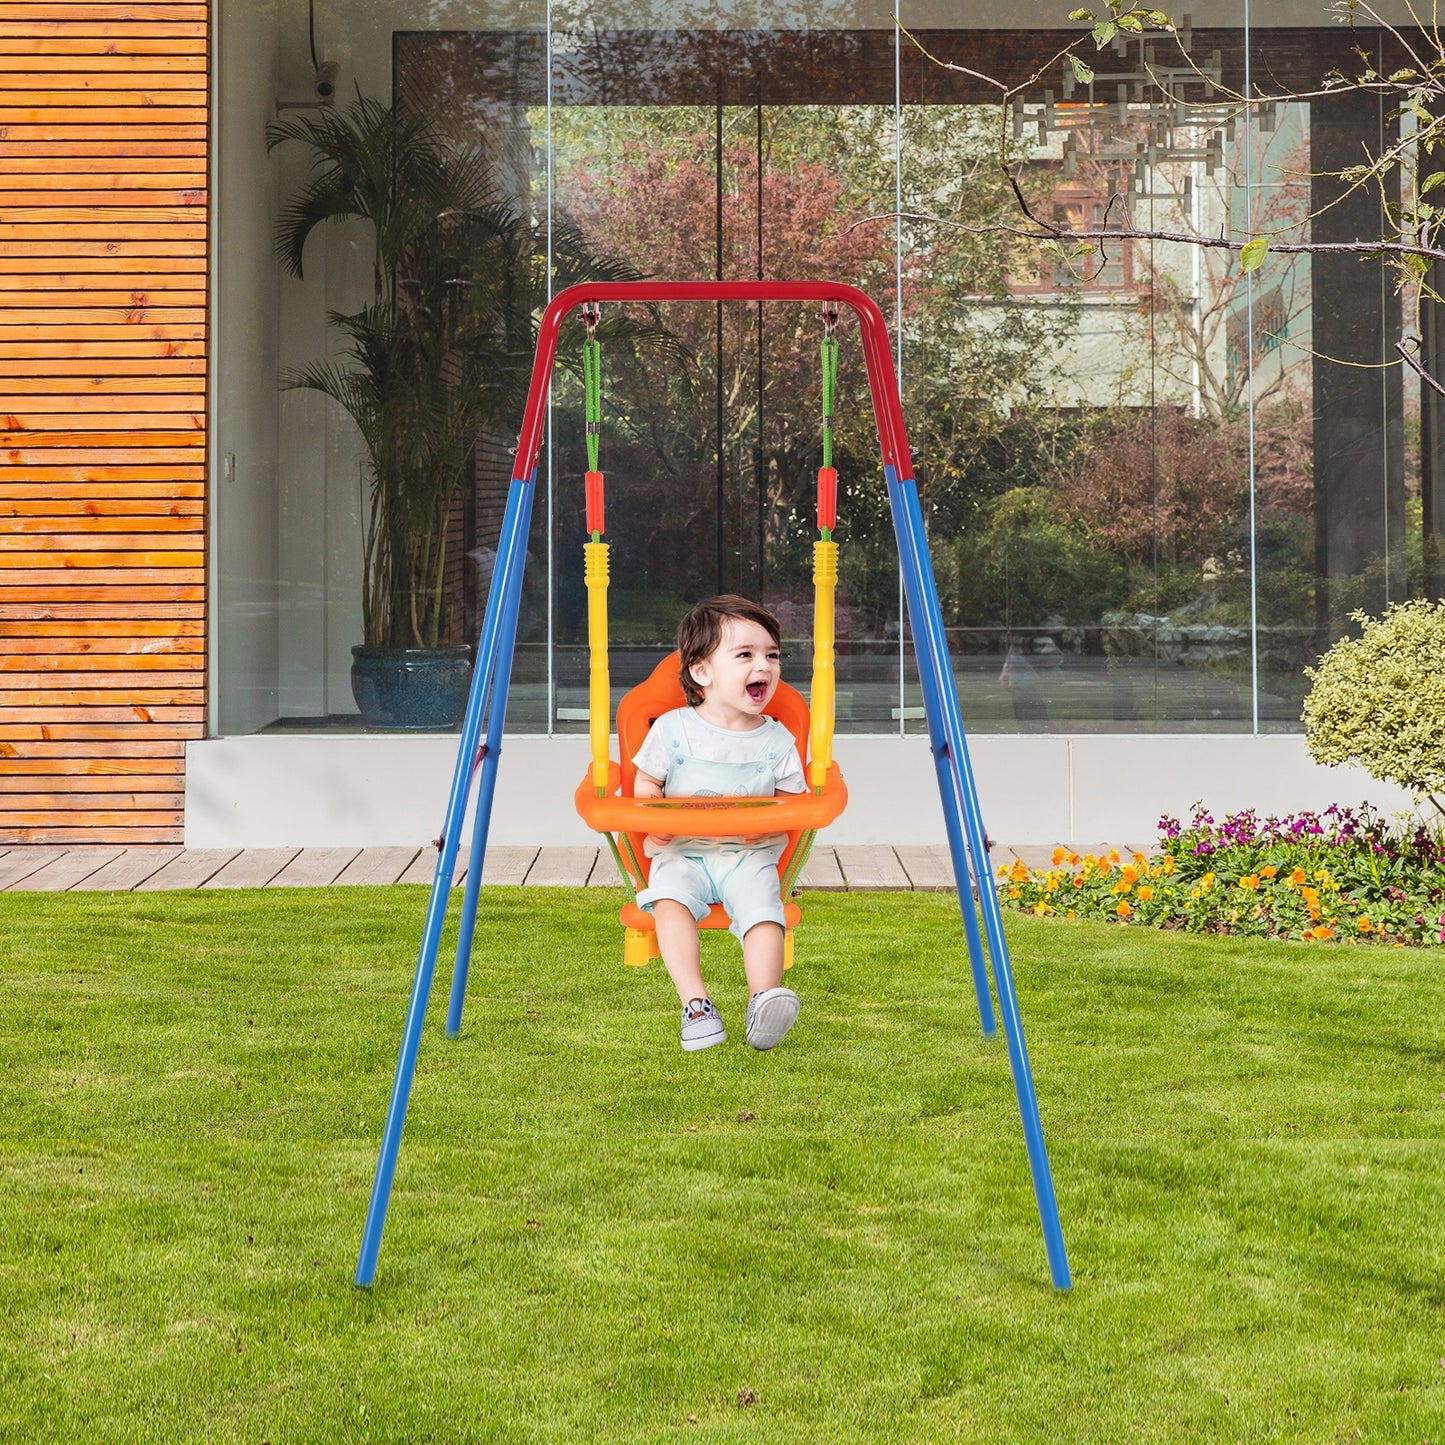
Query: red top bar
511 281 913 486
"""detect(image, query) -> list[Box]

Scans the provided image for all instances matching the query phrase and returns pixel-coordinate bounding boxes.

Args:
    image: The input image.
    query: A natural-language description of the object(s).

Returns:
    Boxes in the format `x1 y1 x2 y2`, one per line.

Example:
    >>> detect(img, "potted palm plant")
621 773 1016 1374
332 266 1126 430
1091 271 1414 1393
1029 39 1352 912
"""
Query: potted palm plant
267 95 653 727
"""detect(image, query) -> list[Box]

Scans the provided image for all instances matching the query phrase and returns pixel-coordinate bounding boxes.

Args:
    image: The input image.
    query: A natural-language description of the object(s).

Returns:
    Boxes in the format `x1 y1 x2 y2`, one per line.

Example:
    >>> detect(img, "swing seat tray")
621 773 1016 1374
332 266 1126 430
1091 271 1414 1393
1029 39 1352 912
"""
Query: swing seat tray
575 761 847 836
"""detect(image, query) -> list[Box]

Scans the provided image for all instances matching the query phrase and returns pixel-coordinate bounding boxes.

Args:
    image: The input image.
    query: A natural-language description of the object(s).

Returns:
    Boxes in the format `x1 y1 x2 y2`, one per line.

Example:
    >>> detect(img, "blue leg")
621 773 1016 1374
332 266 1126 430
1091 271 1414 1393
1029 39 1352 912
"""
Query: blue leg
928 732 996 1036
447 479 537 1038
354 478 535 1289
881 480 993 1033
888 468 1072 1292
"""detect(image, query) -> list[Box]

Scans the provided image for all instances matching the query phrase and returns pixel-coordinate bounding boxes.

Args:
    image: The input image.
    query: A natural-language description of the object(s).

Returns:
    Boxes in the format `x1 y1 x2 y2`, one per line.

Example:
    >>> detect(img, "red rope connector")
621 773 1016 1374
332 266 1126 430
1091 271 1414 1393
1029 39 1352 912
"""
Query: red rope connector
585 470 605 535
816 466 837 532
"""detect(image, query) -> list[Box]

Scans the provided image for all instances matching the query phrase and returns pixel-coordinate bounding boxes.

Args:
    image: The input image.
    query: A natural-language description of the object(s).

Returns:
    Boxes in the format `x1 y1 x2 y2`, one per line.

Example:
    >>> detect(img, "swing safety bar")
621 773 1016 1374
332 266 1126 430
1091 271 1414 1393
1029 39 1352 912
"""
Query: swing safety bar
353 279 1071 1294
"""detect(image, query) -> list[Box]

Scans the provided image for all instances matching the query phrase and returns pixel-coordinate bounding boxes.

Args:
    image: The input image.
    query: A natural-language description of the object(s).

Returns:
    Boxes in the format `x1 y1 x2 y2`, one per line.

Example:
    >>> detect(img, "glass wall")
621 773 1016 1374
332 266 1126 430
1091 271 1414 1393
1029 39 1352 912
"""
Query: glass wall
218 0 1428 736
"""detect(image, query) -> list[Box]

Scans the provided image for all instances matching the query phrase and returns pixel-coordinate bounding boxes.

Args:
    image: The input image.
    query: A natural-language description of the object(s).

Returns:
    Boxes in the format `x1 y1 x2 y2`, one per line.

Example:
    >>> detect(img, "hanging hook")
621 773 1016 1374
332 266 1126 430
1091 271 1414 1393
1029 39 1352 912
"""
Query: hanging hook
820 299 839 338
581 301 601 338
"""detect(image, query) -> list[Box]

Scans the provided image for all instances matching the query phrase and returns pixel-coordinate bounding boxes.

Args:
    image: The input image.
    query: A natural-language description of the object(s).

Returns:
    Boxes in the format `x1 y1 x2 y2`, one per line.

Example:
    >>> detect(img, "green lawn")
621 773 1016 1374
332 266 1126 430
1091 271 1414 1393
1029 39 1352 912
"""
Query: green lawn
1 887 1441 1443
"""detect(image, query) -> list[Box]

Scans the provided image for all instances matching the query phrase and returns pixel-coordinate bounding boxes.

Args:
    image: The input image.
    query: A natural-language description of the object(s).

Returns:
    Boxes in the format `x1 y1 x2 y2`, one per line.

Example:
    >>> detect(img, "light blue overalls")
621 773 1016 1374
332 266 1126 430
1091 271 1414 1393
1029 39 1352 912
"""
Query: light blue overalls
635 723 791 941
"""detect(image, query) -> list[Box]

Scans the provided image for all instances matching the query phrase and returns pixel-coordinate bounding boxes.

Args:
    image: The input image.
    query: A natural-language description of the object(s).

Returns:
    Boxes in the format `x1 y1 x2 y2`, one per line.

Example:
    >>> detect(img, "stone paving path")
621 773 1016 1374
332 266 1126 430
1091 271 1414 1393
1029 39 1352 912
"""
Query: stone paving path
0 842 1149 893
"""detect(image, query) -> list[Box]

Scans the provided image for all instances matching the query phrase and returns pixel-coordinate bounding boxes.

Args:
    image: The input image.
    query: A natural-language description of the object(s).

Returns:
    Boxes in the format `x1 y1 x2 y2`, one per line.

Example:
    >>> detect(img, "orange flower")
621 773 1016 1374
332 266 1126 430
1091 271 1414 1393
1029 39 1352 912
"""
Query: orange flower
1108 849 1121 863
1067 853 1080 867
1162 855 1176 875
1121 864 1139 885
1259 864 1278 879
1066 909 1077 919
1289 867 1307 886
1132 851 1148 865
1051 847 1067 866
1007 887 1021 900
1302 924 1336 942
1116 899 1133 919
1357 916 1372 933
1137 884 1155 901
1239 874 1260 891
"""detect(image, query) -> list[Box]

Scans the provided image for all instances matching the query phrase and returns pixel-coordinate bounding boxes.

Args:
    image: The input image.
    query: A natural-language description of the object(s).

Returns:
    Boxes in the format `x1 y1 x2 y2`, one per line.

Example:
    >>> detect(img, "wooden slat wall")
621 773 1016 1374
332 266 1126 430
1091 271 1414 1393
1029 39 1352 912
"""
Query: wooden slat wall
0 0 208 844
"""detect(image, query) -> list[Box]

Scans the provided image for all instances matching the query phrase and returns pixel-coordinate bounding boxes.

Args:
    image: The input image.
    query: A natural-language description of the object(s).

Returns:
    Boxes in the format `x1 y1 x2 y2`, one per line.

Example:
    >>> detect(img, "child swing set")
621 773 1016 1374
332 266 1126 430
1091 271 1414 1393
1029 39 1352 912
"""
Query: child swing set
353 280 1072 1293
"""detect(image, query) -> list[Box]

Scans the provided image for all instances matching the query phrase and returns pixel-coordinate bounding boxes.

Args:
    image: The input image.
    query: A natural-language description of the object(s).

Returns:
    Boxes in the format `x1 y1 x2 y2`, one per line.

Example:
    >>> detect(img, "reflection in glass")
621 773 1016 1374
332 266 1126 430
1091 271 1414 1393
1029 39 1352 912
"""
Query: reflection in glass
237 4 1435 739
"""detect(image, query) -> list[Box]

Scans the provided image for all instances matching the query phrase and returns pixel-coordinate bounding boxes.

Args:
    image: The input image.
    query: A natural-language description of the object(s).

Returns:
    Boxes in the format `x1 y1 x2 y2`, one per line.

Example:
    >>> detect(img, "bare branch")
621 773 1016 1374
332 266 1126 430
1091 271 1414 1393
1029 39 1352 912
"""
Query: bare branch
1396 336 1445 397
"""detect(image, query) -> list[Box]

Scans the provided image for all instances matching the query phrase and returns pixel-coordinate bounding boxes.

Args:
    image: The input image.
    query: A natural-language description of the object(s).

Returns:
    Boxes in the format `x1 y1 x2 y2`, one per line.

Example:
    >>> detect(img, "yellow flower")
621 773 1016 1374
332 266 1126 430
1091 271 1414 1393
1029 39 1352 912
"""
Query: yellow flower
1238 874 1260 891
1033 901 1050 916
1072 873 1085 887
1116 899 1132 919
1136 884 1154 901
1112 880 1131 896
1162 855 1176 875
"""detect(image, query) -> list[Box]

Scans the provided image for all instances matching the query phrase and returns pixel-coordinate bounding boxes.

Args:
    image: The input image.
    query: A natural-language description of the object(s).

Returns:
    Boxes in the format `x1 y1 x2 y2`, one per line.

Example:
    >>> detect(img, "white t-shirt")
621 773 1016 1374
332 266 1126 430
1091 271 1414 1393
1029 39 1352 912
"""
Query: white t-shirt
632 707 805 855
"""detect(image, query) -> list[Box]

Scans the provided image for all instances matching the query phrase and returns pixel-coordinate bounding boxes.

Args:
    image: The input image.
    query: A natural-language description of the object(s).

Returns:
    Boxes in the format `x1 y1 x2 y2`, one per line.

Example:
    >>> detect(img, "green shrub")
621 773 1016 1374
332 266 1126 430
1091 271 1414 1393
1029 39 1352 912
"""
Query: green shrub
1302 599 1445 818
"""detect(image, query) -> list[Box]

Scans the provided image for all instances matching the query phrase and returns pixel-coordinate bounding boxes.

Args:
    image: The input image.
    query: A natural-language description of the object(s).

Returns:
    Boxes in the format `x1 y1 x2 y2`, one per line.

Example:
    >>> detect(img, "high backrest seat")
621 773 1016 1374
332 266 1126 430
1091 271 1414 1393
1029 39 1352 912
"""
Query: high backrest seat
615 650 812 890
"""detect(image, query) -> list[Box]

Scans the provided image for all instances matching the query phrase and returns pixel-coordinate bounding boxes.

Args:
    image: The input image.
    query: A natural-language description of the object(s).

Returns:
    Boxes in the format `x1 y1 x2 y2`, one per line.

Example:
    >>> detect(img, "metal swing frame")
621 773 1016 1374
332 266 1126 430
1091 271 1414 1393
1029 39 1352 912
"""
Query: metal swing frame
353 280 1072 1292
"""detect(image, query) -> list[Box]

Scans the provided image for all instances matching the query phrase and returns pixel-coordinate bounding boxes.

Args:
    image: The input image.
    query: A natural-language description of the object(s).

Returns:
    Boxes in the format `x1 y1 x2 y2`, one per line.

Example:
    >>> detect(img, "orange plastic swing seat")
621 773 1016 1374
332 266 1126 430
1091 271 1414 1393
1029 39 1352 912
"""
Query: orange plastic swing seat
574 651 848 968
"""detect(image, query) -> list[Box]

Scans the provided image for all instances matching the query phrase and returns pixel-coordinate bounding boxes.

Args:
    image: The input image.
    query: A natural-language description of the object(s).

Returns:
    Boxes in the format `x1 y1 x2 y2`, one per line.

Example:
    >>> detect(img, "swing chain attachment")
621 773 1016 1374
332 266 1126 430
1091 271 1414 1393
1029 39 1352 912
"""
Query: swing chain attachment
581 301 600 338
820 298 839 338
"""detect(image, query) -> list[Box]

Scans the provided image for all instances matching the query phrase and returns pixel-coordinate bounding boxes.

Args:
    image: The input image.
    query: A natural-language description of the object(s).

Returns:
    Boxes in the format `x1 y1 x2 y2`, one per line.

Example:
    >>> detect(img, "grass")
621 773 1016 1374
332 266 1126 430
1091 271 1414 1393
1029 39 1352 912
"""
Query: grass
0 886 1442 1443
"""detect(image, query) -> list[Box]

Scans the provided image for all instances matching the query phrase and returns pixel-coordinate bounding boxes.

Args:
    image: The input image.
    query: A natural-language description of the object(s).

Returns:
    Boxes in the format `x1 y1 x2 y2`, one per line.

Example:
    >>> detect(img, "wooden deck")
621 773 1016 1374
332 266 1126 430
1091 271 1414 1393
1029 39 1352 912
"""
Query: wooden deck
0 842 1148 893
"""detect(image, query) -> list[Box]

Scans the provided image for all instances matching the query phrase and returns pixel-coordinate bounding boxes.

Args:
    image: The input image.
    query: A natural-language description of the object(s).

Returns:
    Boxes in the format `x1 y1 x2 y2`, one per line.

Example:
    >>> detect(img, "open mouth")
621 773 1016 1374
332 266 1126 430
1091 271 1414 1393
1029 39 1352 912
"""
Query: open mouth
746 681 768 703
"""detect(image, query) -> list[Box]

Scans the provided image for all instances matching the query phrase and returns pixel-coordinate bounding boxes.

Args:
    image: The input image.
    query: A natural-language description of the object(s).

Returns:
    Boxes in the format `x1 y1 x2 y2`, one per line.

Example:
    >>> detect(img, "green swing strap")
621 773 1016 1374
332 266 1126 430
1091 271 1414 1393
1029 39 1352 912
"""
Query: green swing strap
583 331 603 542
819 329 837 543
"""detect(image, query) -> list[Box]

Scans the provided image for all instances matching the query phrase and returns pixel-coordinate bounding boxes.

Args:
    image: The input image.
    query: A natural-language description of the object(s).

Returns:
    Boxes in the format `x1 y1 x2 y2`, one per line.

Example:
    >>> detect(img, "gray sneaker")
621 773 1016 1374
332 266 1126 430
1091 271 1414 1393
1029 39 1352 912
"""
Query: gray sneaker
745 987 800 1051
680 997 726 1052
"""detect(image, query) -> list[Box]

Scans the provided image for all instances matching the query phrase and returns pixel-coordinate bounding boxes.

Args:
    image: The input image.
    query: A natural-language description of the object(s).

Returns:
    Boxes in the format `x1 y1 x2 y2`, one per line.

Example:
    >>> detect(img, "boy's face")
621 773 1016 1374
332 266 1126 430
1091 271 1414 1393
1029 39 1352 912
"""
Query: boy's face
691 617 781 721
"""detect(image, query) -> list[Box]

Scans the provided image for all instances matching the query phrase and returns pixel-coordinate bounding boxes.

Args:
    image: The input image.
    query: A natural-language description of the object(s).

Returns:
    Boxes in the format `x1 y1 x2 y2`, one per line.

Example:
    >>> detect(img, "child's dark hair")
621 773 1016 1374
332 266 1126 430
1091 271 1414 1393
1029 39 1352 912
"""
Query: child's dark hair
677 595 781 707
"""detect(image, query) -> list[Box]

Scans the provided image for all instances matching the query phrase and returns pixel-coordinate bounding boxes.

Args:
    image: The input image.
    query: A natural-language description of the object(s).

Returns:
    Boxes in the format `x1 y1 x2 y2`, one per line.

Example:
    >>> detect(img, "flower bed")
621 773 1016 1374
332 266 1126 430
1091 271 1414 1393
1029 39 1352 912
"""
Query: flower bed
998 804 1445 945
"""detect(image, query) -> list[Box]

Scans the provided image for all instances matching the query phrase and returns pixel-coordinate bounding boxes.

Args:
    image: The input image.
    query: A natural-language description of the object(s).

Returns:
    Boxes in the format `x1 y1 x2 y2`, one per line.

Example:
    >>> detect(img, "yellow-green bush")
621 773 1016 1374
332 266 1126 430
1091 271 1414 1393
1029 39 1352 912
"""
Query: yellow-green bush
1303 599 1445 816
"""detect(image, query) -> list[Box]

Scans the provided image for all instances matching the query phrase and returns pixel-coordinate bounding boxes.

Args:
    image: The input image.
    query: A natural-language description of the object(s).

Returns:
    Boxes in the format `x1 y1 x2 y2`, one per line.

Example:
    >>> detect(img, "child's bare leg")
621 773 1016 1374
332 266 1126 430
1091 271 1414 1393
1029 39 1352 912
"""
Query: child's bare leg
654 899 707 1003
741 921 785 995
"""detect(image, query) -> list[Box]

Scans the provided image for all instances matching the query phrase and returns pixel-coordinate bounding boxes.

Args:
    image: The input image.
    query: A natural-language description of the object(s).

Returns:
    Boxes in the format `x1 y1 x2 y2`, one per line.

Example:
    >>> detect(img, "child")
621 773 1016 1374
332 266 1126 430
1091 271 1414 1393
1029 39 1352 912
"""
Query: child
633 596 806 1053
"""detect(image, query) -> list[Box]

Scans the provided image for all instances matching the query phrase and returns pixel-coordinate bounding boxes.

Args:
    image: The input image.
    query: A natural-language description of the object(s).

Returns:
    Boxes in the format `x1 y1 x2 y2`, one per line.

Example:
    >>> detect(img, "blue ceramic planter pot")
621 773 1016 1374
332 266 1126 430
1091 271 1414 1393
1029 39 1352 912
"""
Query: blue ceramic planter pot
350 644 473 730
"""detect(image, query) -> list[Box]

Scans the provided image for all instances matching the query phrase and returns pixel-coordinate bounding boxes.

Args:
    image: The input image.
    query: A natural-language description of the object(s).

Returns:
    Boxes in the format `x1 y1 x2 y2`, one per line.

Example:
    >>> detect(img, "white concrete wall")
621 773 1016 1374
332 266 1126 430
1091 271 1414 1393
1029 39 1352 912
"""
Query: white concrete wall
185 731 1416 849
